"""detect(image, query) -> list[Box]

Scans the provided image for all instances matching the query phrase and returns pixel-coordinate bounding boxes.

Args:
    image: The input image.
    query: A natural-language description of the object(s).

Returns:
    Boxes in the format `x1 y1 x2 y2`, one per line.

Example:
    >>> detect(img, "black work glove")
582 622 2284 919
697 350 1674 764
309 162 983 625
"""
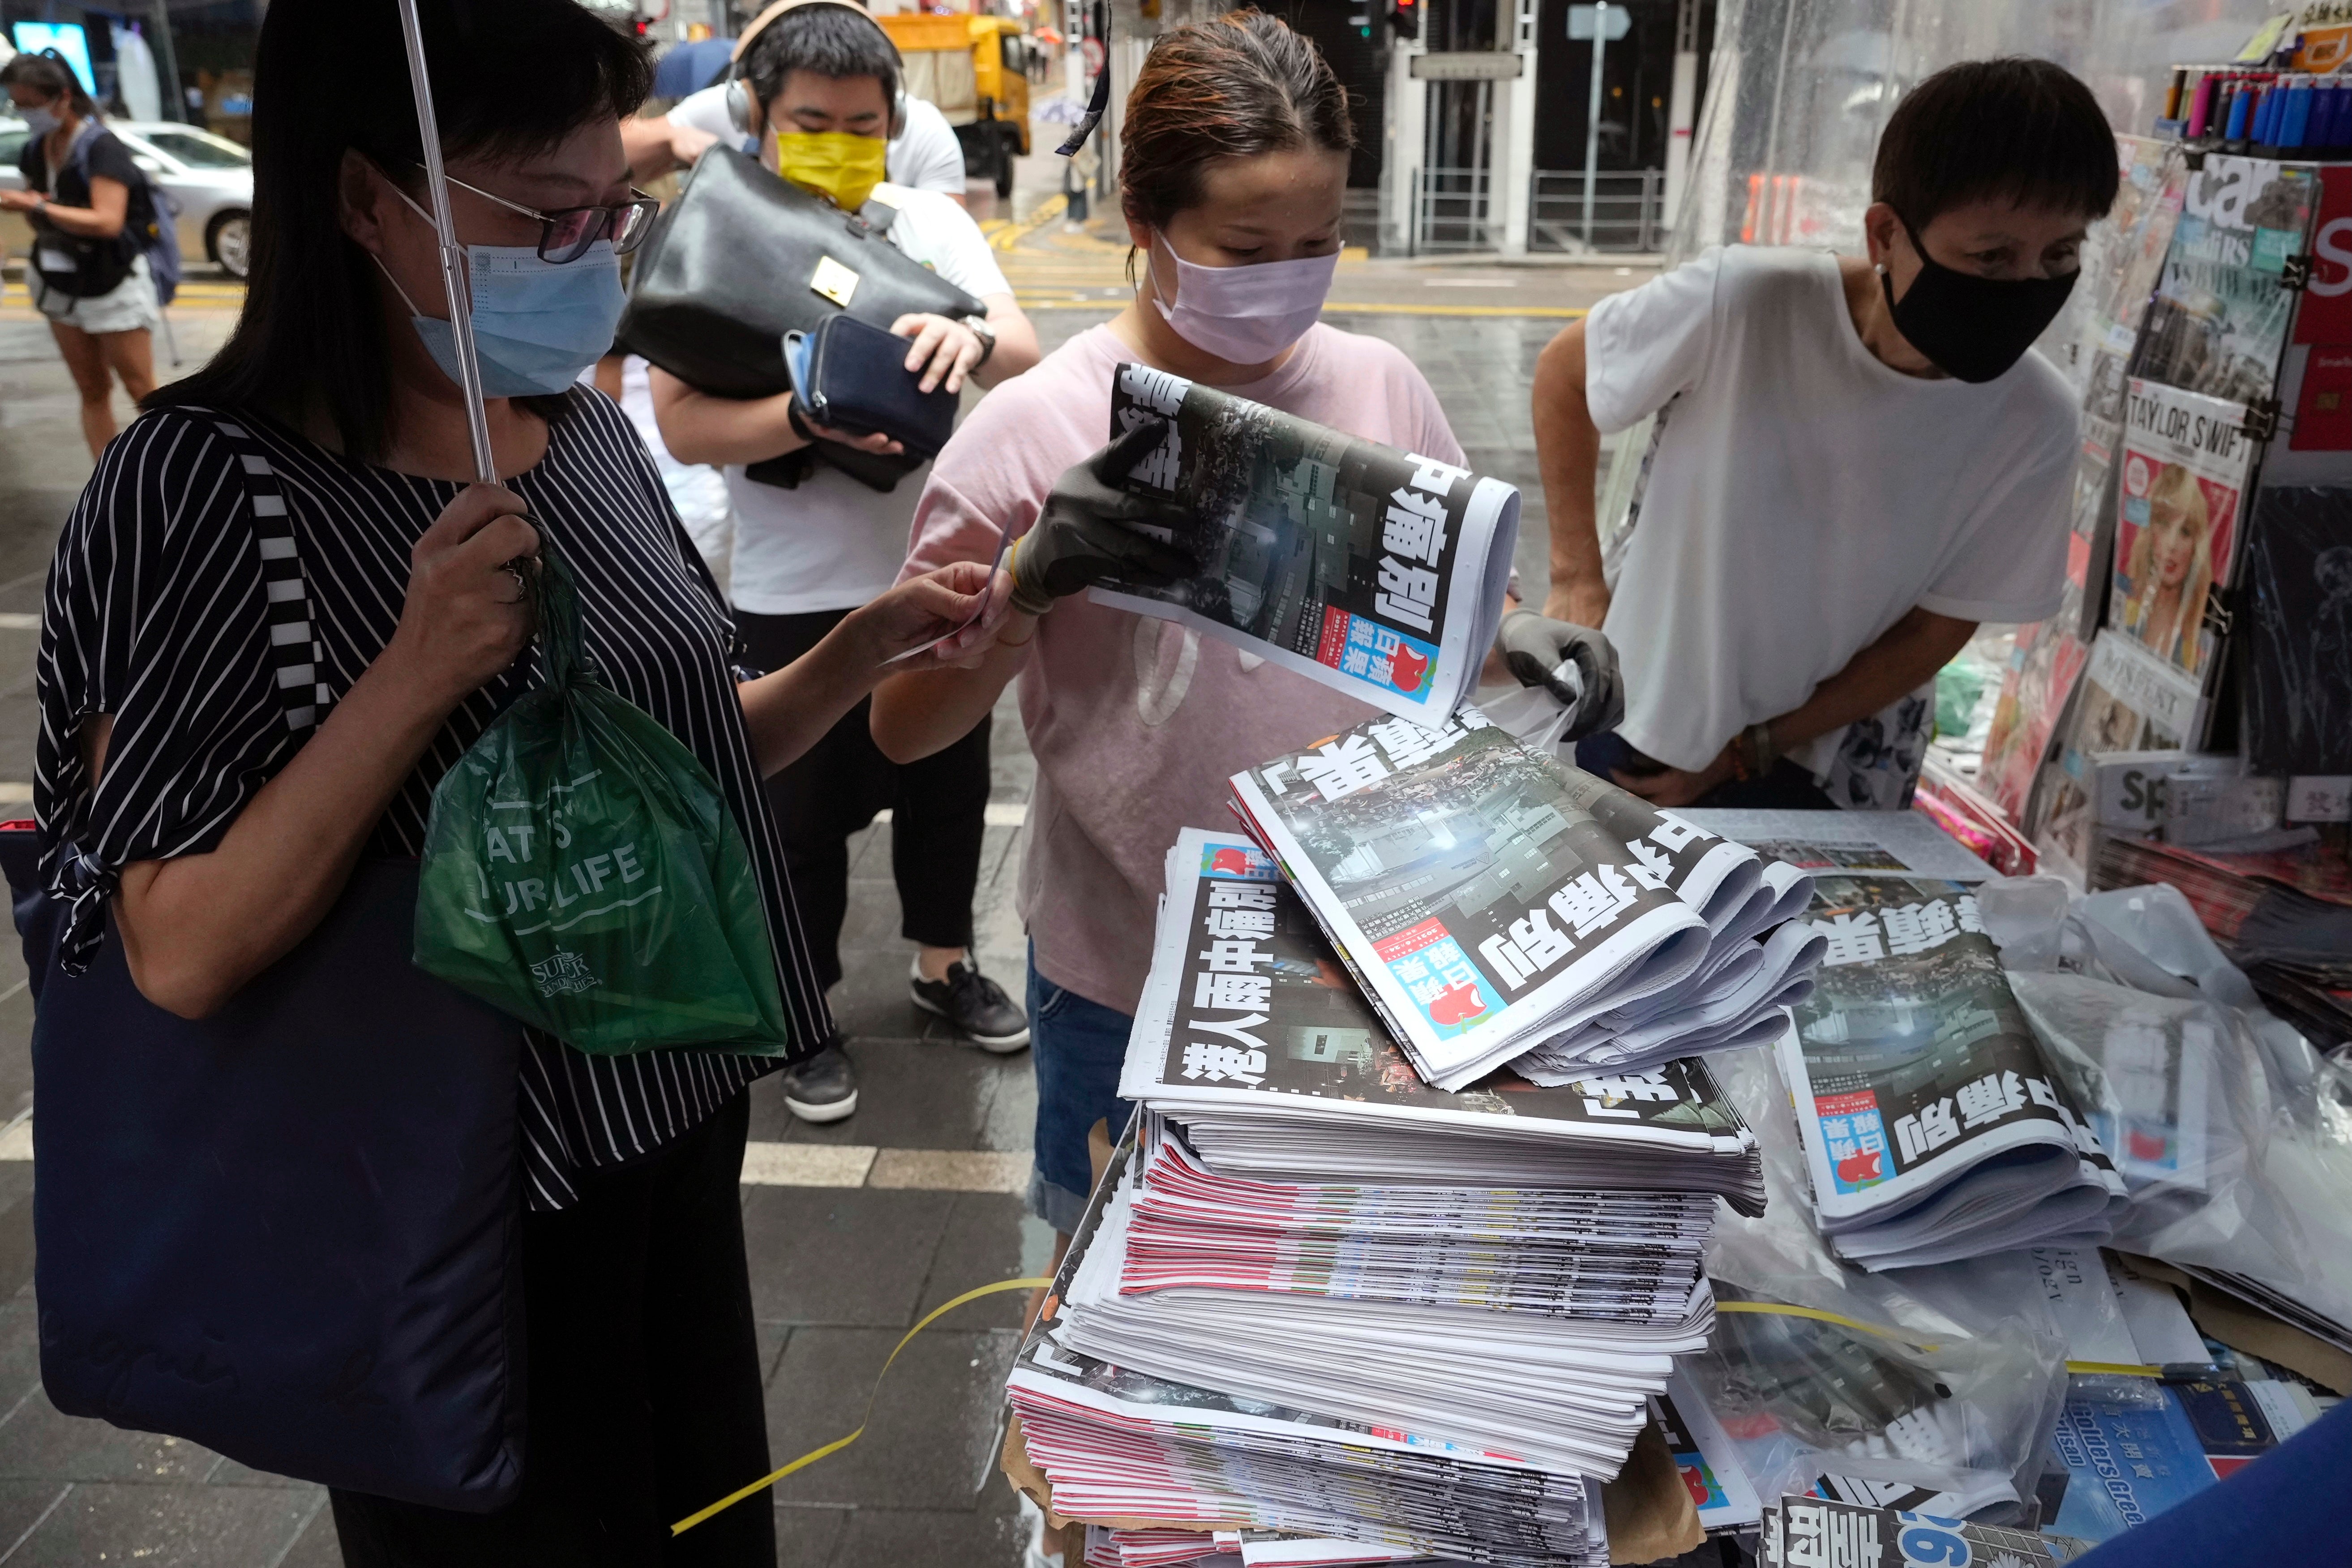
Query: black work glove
1496 609 1626 740
1007 421 1194 616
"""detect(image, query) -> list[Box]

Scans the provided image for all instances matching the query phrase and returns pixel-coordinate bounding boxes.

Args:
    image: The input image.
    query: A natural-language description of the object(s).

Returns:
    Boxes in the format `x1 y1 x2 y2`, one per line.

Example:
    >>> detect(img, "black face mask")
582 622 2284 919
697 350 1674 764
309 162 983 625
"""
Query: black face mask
1880 217 2077 384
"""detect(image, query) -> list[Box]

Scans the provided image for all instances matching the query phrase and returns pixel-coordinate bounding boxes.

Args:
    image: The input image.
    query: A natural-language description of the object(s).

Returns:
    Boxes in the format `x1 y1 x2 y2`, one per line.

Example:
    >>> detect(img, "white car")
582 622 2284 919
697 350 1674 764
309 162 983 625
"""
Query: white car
0 118 253 278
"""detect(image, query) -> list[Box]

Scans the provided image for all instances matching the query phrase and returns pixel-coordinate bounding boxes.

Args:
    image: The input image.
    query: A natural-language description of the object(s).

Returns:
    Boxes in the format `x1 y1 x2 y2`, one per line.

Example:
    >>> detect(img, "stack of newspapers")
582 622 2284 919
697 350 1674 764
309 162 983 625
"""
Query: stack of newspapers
1223 708 1823 1091
1003 831 1770 1566
1776 875 2130 1270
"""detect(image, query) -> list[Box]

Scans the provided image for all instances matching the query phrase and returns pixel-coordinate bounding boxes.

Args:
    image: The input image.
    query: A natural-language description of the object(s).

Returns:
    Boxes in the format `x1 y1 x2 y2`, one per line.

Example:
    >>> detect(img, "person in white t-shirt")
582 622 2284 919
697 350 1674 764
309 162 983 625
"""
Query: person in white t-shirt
654 0 1040 1125
1531 57 2119 812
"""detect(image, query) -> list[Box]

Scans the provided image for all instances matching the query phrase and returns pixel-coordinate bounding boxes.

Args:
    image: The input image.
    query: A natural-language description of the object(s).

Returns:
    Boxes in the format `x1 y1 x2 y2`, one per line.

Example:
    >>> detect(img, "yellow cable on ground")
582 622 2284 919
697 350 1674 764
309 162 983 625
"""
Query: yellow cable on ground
2066 1359 2162 1377
672 1275 1054 1536
1714 1298 1944 1353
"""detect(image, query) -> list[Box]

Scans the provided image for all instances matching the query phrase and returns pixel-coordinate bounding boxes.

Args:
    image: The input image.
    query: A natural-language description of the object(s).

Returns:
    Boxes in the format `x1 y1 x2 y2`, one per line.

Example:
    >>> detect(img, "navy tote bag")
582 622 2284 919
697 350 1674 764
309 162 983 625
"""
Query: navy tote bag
0 417 529 1512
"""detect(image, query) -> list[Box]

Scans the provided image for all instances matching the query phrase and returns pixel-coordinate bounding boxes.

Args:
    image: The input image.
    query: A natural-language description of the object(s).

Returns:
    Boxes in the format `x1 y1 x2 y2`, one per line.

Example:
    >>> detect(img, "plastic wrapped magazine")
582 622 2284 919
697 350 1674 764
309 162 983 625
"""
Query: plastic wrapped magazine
1699 1051 2073 1514
2128 155 2316 407
1225 712 1821 1089
2236 484 2352 777
1758 1493 2086 1566
2107 379 2254 681
1775 877 2128 1270
1094 362 1517 724
2048 1371 2324 1545
1985 878 2352 1357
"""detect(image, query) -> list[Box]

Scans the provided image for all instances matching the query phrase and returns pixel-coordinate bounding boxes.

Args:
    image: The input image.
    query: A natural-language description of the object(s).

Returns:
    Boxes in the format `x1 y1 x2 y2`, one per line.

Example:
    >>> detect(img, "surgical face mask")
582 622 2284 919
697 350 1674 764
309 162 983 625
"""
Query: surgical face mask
773 130 888 213
377 183 626 398
21 103 62 140
1880 214 2077 384
1147 233 1338 365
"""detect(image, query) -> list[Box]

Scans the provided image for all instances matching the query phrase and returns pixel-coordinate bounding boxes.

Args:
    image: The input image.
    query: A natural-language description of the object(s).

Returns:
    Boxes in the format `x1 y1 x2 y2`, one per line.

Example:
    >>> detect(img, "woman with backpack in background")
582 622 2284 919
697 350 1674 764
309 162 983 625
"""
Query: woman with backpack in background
0 50 161 461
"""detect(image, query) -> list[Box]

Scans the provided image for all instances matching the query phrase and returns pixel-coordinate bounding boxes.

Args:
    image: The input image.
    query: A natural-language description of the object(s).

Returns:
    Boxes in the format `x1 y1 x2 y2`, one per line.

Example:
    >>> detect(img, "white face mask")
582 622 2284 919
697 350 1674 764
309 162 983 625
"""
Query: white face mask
1148 232 1338 364
21 103 63 140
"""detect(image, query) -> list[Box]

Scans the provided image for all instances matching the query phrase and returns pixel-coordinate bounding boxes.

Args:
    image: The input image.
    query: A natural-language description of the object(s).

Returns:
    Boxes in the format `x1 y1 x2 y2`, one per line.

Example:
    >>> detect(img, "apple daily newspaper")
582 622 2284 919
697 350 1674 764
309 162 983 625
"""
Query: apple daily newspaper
1091 361 1518 724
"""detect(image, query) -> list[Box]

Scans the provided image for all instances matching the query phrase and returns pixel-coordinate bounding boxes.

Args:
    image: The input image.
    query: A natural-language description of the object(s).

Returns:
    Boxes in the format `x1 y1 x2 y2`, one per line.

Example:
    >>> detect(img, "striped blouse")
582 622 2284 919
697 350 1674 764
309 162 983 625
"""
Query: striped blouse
34 392 834 1210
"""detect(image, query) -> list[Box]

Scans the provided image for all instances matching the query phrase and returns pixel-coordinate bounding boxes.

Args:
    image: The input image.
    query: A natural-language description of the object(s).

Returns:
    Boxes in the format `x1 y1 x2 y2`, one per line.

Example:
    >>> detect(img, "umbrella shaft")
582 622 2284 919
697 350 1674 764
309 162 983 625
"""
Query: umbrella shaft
394 0 498 486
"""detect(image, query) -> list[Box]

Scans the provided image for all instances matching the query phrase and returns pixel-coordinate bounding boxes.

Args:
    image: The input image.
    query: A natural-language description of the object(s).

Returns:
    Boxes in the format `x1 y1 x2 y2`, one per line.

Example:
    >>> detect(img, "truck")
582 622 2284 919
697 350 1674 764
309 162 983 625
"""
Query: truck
877 12 1036 199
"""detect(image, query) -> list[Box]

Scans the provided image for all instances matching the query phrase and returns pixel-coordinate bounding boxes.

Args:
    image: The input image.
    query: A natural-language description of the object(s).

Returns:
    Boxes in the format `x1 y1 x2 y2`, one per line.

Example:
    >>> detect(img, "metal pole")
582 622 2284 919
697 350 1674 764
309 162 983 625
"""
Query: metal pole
1581 0 1607 246
1660 0 1697 236
147 0 188 123
393 0 496 486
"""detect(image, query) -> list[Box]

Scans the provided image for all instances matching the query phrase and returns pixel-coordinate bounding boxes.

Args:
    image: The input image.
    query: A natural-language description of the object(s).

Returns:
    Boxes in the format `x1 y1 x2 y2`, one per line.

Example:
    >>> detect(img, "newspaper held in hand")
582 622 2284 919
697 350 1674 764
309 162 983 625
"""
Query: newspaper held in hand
1777 876 2128 1271
1093 362 1518 724
1760 1493 2088 1567
1227 711 1825 1089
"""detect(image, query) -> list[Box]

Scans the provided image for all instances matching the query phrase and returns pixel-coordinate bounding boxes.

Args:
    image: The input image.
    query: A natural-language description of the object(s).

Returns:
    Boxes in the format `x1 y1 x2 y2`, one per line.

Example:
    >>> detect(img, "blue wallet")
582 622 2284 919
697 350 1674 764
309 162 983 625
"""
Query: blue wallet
784 313 962 463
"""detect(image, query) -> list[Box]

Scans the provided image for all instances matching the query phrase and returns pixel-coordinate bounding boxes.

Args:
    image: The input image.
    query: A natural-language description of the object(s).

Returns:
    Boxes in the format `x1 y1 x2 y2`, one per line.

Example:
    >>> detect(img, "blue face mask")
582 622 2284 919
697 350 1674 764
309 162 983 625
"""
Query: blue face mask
374 187 626 398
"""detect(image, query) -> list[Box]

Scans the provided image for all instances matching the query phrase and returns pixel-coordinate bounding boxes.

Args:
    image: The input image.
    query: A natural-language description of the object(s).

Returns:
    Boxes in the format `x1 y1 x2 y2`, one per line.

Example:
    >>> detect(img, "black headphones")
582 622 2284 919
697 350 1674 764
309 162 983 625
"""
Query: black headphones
723 0 908 142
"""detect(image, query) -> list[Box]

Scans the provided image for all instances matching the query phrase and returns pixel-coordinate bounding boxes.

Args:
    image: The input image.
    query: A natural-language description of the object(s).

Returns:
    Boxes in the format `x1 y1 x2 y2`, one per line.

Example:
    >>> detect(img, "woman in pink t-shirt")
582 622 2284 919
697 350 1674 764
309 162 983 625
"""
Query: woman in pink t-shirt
870 12 1466 1243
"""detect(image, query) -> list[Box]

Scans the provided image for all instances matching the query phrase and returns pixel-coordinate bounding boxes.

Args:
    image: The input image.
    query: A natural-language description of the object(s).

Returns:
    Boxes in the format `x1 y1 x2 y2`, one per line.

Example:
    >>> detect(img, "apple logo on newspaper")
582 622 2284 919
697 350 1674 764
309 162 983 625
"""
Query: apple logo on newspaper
1388 643 1431 694
1834 1148 1883 1187
1426 980 1488 1028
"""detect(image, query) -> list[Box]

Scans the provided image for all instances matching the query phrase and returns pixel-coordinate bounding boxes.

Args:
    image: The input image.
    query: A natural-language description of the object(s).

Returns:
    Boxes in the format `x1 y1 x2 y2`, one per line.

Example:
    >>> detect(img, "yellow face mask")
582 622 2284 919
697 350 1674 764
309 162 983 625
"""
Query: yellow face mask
773 130 888 213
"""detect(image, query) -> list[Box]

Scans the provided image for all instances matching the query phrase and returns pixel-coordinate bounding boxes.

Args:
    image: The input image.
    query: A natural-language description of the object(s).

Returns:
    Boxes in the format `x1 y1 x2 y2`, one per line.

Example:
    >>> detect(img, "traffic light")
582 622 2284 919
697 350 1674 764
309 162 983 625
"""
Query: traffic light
1387 0 1419 40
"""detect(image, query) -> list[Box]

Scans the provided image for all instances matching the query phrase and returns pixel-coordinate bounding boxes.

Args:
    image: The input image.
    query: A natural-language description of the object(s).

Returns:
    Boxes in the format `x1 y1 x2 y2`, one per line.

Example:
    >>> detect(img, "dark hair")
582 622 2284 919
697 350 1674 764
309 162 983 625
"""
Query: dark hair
741 5 900 116
1118 10 1355 233
0 50 97 119
1873 57 2117 228
146 0 650 462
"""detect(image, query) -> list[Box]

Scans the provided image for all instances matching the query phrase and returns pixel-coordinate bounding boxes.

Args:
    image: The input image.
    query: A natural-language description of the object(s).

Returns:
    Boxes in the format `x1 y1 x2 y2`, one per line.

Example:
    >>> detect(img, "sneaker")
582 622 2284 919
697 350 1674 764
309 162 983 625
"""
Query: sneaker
780 1043 859 1123
910 954 1031 1053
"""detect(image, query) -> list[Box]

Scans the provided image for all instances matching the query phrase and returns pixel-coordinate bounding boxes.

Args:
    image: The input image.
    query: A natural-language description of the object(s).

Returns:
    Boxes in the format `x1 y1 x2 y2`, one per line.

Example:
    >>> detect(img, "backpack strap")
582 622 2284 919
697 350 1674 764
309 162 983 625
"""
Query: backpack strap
207 418 334 733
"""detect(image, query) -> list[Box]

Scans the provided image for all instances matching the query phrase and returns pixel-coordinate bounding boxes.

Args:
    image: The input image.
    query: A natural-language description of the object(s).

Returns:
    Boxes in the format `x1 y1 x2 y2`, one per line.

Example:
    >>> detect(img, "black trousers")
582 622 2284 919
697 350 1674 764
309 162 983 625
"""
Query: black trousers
736 606 992 991
329 1093 773 1567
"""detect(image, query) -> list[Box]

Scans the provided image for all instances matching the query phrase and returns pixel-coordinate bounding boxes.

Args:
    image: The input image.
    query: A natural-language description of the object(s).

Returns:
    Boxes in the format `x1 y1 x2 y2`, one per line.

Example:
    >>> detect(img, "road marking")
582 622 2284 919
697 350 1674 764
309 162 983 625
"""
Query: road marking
869 1148 1027 1192
1422 277 1520 287
741 1142 876 1186
991 193 1070 252
0 785 29 804
0 614 39 630
869 802 1028 827
0 1122 1027 1191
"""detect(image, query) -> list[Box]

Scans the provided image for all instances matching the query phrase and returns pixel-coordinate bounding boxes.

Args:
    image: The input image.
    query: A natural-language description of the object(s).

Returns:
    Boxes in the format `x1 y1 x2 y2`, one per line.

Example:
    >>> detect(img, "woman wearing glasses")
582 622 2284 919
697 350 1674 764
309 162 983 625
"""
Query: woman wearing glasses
36 0 992 1560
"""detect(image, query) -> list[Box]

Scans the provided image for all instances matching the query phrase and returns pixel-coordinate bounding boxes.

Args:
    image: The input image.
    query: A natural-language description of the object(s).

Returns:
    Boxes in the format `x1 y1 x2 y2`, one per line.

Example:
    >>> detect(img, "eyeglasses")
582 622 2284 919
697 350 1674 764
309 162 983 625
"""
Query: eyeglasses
420 165 661 264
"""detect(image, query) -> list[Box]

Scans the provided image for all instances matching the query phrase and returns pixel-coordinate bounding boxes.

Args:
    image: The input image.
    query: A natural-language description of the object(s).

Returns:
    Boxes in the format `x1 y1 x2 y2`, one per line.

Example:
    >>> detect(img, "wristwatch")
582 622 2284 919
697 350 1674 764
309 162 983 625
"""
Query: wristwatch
966 316 997 368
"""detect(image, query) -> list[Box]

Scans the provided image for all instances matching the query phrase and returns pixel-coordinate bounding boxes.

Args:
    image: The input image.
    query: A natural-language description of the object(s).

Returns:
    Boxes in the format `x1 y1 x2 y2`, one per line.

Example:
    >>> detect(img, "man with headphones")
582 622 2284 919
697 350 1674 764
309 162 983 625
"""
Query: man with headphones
652 0 972 202
652 0 1042 1125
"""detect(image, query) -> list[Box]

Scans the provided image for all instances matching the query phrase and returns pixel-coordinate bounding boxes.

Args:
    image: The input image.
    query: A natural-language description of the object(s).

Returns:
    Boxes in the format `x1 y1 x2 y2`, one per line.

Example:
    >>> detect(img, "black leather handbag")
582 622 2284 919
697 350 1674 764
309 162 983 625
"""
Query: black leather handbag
618 146 985 401
784 314 961 462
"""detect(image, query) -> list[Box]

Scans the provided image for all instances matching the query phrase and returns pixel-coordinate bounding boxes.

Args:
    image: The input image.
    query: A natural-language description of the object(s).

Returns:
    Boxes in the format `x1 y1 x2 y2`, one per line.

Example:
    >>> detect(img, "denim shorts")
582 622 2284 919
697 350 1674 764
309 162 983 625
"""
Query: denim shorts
1025 946 1135 1234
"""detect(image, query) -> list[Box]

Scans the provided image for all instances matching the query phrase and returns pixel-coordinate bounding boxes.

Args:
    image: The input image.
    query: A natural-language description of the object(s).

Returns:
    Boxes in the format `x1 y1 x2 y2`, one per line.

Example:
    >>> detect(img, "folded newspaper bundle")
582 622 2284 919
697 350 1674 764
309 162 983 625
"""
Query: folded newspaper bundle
1224 709 1822 1090
1009 1131 1615 1568
1124 830 1769 1210
1094 363 1518 725
1776 876 2129 1271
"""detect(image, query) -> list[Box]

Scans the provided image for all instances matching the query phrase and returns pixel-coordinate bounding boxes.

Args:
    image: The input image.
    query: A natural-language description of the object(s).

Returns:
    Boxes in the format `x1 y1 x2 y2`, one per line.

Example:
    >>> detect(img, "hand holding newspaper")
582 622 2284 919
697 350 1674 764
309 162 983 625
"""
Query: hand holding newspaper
1089 361 1519 723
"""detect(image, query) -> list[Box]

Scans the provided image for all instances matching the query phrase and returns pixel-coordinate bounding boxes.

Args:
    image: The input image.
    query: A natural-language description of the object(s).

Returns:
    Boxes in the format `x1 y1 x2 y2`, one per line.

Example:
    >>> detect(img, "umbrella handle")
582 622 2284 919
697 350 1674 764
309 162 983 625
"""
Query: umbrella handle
393 0 497 487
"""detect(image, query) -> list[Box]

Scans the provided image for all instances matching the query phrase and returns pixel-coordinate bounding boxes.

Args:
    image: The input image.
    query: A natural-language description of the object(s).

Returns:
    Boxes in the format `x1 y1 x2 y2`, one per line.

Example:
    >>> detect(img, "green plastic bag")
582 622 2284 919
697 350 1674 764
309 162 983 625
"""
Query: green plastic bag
414 537 792 1056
